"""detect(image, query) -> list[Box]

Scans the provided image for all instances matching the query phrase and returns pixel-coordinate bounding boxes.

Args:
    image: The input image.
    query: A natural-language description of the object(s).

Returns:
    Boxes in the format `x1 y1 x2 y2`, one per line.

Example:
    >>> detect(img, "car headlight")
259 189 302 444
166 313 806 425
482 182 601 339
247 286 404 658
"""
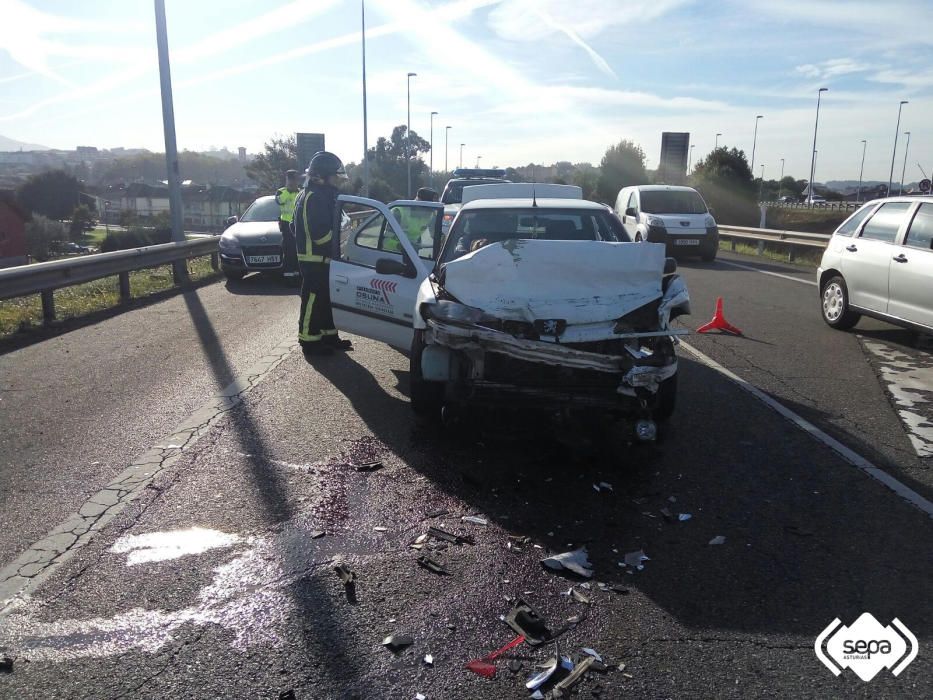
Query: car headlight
421 299 495 324
647 215 666 228
704 214 716 227
219 235 241 253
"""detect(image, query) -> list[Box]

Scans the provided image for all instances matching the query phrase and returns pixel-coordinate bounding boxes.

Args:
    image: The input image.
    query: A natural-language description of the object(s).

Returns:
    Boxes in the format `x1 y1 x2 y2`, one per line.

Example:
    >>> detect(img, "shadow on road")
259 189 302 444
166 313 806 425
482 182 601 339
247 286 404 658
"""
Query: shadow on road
223 273 297 297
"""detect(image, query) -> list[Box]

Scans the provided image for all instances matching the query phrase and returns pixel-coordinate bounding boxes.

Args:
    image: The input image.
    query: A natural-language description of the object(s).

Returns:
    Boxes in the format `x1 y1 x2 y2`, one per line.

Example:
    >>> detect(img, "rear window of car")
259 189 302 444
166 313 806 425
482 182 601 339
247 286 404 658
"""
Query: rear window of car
441 179 508 204
639 190 707 214
905 203 933 250
835 204 875 237
859 202 911 243
240 197 281 222
440 207 627 263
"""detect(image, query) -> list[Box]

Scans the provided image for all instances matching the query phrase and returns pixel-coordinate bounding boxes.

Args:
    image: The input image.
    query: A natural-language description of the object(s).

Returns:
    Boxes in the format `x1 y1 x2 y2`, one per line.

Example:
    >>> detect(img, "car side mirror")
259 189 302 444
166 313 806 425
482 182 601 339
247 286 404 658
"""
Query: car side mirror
707 207 715 216
625 207 636 217
376 257 415 278
225 215 237 227
664 257 678 275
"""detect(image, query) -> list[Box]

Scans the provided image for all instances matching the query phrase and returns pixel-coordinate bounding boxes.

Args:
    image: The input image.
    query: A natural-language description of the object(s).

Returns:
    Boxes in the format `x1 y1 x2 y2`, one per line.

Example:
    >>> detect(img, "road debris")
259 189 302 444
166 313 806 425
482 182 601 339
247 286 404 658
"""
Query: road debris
660 507 674 521
417 554 450 575
505 600 555 646
334 563 358 603
571 588 591 605
0 653 12 673
373 526 388 532
623 550 650 570
382 634 414 653
540 547 593 578
425 508 449 518
424 654 434 665
552 655 596 693
415 694 426 700
598 481 614 491
508 659 523 673
461 515 488 526
530 692 544 700
581 648 603 662
709 535 726 545
278 690 296 700
309 530 326 539
353 460 384 472
679 513 693 522
526 655 574 691
465 634 525 678
428 526 474 546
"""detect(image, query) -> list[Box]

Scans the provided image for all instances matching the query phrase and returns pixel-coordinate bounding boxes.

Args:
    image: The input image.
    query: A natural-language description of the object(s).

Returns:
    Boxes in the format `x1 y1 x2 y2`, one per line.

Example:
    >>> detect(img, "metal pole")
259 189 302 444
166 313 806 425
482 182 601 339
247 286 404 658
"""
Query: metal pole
687 144 695 172
899 131 911 195
715 133 721 149
750 115 762 173
361 0 369 197
476 155 482 168
758 165 765 202
429 111 437 189
808 88 827 206
857 140 866 203
445 126 451 173
153 0 184 245
407 72 416 198
778 158 784 200
460 143 464 169
888 100 908 196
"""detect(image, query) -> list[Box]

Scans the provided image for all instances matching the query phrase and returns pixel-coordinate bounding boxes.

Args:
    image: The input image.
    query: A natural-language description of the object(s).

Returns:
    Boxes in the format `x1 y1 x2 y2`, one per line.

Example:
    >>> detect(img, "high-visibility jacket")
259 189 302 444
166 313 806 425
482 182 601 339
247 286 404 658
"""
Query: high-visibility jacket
275 187 299 223
292 184 337 263
385 206 433 253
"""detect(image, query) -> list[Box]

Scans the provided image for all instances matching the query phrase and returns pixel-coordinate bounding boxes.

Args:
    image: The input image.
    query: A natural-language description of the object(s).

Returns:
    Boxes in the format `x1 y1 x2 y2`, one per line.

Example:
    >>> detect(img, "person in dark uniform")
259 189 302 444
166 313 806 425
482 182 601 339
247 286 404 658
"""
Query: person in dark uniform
292 151 353 356
275 169 300 280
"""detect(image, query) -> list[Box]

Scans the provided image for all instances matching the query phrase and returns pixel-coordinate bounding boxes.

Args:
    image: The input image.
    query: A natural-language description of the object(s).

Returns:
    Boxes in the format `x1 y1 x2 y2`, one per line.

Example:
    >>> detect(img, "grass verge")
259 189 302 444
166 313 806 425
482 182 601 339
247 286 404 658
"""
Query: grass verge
0 255 219 338
719 239 822 268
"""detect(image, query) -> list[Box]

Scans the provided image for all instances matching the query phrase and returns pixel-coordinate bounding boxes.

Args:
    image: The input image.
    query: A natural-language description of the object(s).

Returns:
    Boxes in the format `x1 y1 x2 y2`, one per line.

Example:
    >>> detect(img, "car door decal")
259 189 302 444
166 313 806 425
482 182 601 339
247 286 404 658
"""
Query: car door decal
355 278 396 314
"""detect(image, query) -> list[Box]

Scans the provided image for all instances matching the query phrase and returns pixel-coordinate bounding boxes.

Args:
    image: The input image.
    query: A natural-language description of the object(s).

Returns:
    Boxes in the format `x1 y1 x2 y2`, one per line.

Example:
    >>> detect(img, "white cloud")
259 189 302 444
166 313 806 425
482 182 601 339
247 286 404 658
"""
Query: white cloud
794 58 871 80
869 68 933 89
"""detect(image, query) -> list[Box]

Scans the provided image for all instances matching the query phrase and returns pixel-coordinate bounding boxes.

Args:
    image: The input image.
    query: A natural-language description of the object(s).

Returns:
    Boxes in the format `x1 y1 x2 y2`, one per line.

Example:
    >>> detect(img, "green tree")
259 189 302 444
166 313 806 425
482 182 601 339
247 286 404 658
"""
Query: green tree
25 215 66 261
69 204 95 241
572 162 600 200
245 135 298 192
596 140 648 204
363 125 431 201
17 170 81 220
689 147 758 225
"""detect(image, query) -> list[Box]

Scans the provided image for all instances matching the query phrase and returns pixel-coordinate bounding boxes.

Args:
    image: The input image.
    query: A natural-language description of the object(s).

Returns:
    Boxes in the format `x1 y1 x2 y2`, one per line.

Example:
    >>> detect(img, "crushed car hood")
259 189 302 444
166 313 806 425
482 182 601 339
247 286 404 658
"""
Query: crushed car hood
441 240 665 324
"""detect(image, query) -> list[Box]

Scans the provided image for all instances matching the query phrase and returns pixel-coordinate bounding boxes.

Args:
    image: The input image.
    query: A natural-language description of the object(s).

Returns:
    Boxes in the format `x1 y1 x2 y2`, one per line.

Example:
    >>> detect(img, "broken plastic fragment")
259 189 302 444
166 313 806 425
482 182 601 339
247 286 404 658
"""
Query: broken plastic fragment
465 635 525 678
353 460 383 472
540 547 593 578
581 648 603 662
424 654 434 665
623 550 650 570
428 526 474 545
382 634 414 653
415 694 426 700
554 656 595 692
505 600 553 646
530 692 544 700
417 555 449 575
373 526 387 532
414 534 429 545
709 535 726 545
309 530 325 539
678 513 692 522
571 588 590 605
334 563 357 585
526 655 574 691
598 482 614 491
461 515 488 526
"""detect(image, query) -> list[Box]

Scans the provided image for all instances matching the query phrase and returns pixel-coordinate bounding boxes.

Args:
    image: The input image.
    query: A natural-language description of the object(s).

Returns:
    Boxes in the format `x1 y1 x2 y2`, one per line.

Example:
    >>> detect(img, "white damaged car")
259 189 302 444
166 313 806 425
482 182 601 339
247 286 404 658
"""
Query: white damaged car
328 185 690 441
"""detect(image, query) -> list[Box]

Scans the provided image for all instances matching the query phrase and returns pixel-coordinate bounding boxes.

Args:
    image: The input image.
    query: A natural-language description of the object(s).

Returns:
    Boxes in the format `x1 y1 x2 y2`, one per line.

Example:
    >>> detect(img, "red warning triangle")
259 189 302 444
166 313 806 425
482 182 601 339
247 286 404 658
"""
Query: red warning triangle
696 297 743 336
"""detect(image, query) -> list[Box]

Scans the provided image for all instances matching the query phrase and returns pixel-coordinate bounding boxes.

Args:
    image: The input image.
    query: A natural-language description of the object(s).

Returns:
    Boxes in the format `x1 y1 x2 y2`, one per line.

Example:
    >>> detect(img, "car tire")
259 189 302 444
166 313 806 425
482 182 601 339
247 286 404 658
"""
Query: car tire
410 330 444 420
653 374 677 422
223 269 245 281
700 238 718 262
820 275 860 330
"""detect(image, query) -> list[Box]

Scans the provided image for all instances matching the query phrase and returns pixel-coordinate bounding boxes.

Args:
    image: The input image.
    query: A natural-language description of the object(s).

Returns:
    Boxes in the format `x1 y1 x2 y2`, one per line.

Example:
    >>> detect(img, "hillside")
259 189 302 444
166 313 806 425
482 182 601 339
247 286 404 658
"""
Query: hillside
0 134 50 152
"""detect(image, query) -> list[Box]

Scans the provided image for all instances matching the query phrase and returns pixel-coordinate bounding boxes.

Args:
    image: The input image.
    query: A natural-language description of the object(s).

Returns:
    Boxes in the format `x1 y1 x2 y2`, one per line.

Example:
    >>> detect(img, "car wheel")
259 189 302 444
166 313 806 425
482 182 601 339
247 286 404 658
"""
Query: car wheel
653 374 677 422
223 269 245 281
410 330 444 420
821 275 860 330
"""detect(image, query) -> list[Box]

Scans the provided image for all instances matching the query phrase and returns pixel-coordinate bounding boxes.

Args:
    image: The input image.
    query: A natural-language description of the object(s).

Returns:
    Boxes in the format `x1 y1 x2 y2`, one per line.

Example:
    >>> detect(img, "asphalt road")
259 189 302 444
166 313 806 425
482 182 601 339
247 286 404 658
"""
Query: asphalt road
0 253 930 699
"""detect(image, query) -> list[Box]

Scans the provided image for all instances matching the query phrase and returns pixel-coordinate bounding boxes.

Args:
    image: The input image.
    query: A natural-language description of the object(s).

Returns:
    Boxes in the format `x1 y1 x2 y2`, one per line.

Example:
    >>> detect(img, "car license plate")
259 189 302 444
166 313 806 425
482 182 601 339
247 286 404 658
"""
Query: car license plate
246 255 281 264
674 239 700 246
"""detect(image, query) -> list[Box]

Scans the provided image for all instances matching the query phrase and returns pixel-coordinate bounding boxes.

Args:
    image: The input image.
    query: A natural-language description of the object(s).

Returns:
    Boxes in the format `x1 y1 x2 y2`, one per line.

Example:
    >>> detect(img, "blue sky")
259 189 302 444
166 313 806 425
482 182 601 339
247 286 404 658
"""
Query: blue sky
0 0 931 184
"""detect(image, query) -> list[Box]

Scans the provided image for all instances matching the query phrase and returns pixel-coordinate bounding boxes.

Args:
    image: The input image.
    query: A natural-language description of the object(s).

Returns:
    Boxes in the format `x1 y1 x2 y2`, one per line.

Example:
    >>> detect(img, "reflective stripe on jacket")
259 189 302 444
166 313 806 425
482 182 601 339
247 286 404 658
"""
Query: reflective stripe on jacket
293 184 337 263
275 187 299 223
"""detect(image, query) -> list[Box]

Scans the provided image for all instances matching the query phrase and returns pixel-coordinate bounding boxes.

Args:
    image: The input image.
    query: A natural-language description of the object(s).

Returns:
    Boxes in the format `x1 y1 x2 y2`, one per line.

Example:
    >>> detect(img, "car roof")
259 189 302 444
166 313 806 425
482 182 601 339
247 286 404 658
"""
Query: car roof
460 198 608 211
863 195 933 204
631 185 699 193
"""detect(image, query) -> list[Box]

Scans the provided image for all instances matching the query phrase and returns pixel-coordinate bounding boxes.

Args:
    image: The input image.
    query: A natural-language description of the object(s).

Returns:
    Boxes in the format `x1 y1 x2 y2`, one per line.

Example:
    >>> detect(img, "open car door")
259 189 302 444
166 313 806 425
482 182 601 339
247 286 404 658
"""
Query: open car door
330 195 443 351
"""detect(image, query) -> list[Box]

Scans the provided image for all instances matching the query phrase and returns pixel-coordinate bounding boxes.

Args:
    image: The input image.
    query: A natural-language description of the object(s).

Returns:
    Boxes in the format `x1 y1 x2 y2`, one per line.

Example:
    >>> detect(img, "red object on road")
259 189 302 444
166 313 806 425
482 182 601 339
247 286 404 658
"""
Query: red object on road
696 297 743 336
465 634 526 678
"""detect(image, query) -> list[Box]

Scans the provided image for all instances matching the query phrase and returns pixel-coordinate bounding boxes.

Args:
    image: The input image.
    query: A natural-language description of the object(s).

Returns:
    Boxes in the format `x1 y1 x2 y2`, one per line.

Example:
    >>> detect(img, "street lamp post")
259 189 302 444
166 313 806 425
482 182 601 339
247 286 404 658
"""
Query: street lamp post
900 131 911 195
476 155 482 168
460 143 465 169
715 133 721 149
808 88 828 206
445 126 451 173
887 100 908 197
361 0 369 197
778 158 785 200
857 139 867 203
687 144 695 173
758 165 765 202
750 115 763 173
406 72 416 198
429 110 438 189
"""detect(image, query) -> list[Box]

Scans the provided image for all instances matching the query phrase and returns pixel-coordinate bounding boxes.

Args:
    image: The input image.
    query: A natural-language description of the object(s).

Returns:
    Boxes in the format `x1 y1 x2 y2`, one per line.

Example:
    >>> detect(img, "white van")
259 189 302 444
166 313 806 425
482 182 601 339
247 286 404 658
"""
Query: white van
615 185 719 261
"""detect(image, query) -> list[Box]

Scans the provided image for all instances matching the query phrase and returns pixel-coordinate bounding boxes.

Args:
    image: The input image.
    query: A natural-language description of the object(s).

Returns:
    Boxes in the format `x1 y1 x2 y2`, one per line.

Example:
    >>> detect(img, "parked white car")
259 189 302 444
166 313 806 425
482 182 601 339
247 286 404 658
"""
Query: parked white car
615 185 719 261
818 196 933 333
327 186 691 441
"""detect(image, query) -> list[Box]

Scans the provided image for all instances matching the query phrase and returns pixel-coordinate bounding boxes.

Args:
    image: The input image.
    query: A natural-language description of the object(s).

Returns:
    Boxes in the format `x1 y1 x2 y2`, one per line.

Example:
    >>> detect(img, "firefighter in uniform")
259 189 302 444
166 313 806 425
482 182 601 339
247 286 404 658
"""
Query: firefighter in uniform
292 151 352 356
275 169 300 279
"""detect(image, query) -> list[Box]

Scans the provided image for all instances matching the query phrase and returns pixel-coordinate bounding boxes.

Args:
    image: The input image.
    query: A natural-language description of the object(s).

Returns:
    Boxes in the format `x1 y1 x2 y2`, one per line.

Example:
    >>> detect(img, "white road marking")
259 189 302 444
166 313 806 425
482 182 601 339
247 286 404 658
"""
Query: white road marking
862 339 933 458
680 340 933 518
716 258 818 287
110 528 245 566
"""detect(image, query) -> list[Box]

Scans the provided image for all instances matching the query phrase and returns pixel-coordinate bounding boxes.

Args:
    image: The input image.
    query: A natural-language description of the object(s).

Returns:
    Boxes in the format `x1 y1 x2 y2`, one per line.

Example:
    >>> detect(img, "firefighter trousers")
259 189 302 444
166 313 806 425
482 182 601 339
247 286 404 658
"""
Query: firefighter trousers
297 261 336 345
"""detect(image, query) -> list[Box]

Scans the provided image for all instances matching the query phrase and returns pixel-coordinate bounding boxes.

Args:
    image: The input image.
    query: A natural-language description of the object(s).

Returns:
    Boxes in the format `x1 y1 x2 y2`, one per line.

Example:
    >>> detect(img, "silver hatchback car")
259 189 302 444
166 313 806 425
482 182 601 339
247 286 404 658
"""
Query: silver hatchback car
818 196 933 333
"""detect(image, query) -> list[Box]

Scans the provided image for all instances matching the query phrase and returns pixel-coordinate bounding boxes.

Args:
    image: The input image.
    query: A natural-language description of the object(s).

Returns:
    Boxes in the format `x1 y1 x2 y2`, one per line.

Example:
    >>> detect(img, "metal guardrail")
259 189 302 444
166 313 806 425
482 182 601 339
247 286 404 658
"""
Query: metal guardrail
0 237 219 324
718 225 830 262
761 200 861 211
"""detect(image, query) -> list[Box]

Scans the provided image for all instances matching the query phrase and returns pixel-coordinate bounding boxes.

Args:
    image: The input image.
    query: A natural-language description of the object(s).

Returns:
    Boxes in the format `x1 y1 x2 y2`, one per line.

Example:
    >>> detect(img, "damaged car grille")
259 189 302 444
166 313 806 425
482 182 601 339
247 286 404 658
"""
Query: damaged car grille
483 353 624 389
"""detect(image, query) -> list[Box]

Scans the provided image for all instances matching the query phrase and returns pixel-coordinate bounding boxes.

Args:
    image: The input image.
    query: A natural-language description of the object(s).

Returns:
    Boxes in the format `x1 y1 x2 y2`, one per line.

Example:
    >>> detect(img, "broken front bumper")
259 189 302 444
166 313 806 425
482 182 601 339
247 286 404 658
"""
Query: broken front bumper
424 320 683 409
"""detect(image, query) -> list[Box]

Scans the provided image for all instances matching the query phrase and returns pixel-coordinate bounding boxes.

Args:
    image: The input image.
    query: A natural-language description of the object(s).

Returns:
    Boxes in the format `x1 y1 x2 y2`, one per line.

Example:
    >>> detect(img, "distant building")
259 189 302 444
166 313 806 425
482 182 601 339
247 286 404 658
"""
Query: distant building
238 147 247 162
96 182 254 231
0 190 28 268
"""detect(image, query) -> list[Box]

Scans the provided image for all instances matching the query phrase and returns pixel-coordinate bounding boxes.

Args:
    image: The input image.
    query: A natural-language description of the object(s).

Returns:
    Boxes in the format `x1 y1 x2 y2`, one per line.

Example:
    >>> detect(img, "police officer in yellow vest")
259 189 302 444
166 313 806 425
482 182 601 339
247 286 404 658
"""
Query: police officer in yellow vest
291 152 352 356
386 187 438 255
275 170 300 279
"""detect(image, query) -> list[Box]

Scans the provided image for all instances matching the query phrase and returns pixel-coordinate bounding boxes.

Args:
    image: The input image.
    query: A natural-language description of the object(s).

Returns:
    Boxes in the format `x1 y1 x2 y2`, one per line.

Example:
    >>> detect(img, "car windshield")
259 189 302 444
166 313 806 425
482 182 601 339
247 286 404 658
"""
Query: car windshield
440 207 628 263
239 197 281 222
441 179 508 204
640 190 707 214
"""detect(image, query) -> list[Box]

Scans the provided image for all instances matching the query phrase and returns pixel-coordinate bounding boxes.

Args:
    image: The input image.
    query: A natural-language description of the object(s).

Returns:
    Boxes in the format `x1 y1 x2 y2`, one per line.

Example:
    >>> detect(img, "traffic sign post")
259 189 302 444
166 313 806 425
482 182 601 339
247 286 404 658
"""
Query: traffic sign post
919 178 931 194
296 133 326 175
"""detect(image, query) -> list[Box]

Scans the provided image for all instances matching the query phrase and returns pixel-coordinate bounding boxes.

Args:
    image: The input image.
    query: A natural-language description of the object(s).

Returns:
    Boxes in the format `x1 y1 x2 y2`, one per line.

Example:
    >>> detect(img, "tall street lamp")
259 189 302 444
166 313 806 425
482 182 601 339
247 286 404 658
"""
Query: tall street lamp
899 131 911 195
887 100 908 196
750 115 763 174
715 133 721 149
429 110 438 188
406 72 416 198
778 158 785 200
460 143 465 169
361 0 370 197
758 165 765 202
808 88 828 206
476 155 483 168
857 139 867 203
445 126 451 173
687 144 695 173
